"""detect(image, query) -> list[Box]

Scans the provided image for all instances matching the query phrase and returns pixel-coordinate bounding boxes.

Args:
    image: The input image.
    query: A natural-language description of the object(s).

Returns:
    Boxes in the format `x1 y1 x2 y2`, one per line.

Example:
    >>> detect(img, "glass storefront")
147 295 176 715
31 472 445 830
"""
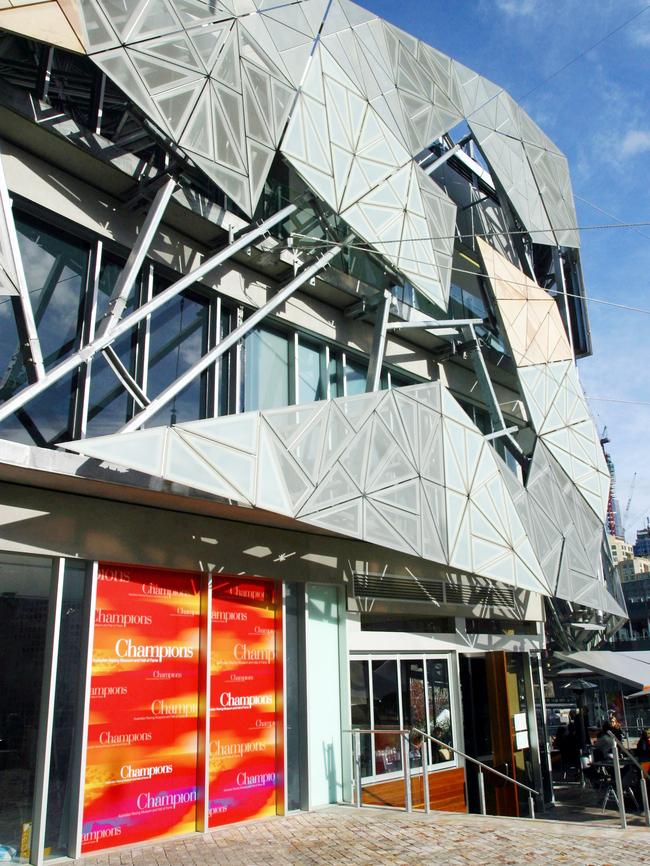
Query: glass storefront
350 655 455 780
0 557 290 863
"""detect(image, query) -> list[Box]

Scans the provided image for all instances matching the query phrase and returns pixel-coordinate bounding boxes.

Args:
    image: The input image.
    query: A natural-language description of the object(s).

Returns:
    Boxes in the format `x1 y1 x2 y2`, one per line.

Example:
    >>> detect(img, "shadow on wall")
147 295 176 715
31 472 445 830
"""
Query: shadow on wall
323 741 338 804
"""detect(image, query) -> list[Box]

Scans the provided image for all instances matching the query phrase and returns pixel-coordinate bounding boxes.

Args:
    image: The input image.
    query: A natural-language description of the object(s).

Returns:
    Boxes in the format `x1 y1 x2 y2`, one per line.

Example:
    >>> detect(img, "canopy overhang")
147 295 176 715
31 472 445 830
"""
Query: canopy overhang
555 651 650 692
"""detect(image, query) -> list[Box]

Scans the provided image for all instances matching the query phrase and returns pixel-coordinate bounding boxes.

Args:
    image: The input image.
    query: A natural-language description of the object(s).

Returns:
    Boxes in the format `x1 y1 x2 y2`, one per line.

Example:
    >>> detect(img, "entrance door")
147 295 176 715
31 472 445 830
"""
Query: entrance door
82 564 201 853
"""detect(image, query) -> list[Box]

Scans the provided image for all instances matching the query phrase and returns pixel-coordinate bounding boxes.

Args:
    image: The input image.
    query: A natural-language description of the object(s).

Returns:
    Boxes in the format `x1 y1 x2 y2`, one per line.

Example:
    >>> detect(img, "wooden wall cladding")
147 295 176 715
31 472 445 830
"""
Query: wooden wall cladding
361 767 466 812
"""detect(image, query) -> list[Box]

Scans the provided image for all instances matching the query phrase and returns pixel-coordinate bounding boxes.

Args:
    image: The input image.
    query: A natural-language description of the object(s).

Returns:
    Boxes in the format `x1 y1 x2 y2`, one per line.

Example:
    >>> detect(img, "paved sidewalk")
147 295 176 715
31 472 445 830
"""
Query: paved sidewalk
73 806 650 866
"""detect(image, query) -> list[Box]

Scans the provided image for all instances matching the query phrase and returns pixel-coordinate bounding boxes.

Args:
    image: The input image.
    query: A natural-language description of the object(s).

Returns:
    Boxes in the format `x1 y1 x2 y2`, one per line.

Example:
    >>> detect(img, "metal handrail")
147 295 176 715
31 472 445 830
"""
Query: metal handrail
343 727 538 819
603 732 650 829
412 728 539 797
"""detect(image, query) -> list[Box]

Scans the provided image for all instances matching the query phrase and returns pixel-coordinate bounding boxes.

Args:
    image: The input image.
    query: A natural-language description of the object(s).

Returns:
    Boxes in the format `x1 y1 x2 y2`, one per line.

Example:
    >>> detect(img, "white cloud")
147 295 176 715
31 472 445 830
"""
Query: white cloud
630 26 650 45
495 0 538 15
621 129 650 157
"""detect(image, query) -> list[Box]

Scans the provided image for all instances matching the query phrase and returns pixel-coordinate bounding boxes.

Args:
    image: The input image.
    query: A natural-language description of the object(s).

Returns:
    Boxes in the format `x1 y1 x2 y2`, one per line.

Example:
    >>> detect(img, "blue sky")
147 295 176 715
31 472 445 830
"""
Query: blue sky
362 0 650 542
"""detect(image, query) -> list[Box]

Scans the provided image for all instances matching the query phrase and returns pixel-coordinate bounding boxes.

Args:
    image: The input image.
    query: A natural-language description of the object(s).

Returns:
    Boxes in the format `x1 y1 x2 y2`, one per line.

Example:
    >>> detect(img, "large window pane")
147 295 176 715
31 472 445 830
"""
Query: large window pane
15 215 88 369
244 326 289 411
146 287 209 425
285 583 304 811
86 257 138 436
371 660 402 776
0 296 27 403
349 661 372 778
298 340 323 403
400 660 426 769
344 359 366 396
426 659 453 764
0 553 51 863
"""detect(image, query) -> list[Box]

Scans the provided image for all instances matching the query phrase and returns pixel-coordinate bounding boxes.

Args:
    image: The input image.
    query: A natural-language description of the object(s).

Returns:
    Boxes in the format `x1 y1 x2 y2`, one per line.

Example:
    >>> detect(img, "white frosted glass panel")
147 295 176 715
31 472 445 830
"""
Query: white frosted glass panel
306 584 342 807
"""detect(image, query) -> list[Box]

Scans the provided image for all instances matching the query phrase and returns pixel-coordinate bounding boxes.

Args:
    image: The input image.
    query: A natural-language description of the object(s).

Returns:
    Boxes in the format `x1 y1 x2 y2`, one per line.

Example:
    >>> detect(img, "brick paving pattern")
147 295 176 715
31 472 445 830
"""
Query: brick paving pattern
73 806 650 866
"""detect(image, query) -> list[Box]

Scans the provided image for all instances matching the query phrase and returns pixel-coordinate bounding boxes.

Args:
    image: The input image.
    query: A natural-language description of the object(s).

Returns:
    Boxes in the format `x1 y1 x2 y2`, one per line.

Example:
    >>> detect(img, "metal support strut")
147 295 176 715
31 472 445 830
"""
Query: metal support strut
120 239 344 432
0 204 298 425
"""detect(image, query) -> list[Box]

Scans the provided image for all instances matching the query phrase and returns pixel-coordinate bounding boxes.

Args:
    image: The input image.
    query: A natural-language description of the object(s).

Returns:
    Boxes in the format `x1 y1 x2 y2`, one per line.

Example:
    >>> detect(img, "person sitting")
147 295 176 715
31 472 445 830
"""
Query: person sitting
593 722 617 761
636 728 650 761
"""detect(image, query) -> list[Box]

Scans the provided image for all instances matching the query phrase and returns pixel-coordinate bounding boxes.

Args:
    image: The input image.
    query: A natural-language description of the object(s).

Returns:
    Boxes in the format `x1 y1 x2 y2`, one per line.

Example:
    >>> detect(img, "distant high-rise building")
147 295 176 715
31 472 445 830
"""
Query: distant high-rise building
634 525 650 558
601 432 623 537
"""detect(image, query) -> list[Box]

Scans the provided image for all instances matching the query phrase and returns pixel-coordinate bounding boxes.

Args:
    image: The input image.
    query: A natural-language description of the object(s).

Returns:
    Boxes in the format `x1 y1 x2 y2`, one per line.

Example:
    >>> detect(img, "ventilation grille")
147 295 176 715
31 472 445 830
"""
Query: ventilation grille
352 572 516 611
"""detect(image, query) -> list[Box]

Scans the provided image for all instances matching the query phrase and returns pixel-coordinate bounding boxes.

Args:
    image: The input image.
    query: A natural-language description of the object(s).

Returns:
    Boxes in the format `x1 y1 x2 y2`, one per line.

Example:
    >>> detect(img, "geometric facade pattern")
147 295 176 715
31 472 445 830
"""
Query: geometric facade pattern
518 360 611 522
478 238 573 368
63 381 563 599
499 442 625 618
6 0 580 309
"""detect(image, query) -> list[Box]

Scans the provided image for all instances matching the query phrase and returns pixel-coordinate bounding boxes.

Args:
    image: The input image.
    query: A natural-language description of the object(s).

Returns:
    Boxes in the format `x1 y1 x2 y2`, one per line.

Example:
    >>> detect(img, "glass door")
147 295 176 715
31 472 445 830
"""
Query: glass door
0 554 51 863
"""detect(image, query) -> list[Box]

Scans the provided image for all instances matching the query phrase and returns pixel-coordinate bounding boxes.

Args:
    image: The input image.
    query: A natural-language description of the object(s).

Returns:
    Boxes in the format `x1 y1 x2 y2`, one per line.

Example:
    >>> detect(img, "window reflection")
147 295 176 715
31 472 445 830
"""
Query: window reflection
243 326 289 411
371 660 402 776
349 661 372 778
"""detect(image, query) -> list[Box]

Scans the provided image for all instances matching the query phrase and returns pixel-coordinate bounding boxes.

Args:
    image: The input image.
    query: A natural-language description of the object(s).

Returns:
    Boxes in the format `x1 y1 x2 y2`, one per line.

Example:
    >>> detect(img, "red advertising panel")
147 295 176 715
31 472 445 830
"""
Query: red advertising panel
82 564 200 853
209 577 280 826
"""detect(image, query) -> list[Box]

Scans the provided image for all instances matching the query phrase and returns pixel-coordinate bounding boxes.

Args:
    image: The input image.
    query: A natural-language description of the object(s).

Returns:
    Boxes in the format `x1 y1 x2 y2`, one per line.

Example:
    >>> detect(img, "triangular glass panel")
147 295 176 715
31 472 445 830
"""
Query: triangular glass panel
363 500 412 555
370 477 420 514
176 413 259 454
366 443 418 494
189 21 232 74
137 31 204 72
179 85 215 158
255 424 292 514
298 462 360 517
154 78 206 138
339 421 372 491
335 389 384 431
177 430 256 502
376 392 417 468
163 431 244 500
125 0 180 43
318 403 356 480
62 426 167 477
264 429 314 512
420 483 447 564
264 402 325 448
290 412 329 485
372 500 421 555
303 497 363 537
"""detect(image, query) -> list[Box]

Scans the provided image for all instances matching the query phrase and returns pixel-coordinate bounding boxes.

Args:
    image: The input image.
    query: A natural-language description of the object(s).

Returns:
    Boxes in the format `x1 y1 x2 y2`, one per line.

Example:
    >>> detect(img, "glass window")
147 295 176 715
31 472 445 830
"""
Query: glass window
344 358 366 396
15 215 88 369
426 659 453 763
0 295 27 403
0 553 52 862
349 661 372 778
243 326 289 411
371 660 402 776
86 256 138 436
146 285 209 426
400 660 426 768
298 339 323 403
328 355 341 399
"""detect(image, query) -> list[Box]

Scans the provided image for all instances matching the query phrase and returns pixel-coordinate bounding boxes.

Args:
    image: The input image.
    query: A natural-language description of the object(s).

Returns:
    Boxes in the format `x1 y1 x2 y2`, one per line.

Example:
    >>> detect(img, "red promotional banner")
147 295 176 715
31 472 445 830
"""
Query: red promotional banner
209 577 280 826
82 564 200 853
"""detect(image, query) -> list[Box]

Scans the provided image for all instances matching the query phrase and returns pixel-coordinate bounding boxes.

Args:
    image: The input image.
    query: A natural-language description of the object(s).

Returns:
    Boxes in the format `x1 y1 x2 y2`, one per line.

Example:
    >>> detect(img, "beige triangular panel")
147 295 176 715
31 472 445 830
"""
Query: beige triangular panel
477 237 572 367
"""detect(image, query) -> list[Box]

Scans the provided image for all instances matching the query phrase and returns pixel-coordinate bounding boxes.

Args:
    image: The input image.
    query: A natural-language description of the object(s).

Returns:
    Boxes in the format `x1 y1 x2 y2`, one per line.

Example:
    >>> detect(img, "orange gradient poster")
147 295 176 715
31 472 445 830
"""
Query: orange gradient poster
82 564 200 853
209 577 279 826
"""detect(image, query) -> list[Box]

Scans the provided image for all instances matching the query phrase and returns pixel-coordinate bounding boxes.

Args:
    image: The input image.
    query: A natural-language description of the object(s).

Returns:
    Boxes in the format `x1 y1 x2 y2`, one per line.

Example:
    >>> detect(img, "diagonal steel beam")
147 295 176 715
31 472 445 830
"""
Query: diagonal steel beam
0 203 297 425
0 145 44 380
120 240 345 432
365 290 392 393
102 346 150 409
95 176 177 340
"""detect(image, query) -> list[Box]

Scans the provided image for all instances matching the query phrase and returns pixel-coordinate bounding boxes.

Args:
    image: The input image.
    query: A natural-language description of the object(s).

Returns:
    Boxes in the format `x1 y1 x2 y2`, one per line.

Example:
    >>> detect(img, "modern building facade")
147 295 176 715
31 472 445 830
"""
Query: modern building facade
0 2 627 863
608 533 634 568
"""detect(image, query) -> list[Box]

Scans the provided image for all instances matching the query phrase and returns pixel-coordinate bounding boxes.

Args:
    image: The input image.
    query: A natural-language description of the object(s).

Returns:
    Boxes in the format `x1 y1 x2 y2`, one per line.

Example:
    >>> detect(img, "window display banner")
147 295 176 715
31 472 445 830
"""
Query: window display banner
82 564 200 853
209 577 279 826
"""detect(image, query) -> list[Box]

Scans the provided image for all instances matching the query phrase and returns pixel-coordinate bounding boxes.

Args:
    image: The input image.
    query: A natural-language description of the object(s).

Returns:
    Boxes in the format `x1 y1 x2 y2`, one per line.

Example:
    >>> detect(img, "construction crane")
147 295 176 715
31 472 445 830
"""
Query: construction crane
623 472 637 534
